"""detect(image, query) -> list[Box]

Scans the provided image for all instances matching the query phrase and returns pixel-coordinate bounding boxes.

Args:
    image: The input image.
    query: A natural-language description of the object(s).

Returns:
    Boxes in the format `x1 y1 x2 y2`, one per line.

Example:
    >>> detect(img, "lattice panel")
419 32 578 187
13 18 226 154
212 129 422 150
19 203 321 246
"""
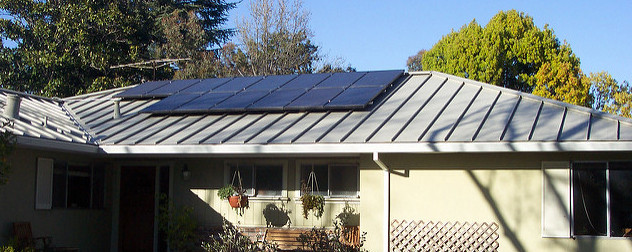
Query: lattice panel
390 220 499 251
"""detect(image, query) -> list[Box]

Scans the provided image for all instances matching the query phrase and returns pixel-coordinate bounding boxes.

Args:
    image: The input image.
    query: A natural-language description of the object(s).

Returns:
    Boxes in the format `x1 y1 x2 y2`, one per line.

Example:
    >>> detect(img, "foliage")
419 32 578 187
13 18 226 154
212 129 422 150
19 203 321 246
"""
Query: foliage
158 194 198 251
0 122 16 186
0 0 235 97
300 181 324 219
317 63 356 74
297 220 367 252
420 10 589 106
218 184 237 199
201 219 278 252
533 60 591 107
406 49 426 72
589 72 632 118
235 0 320 76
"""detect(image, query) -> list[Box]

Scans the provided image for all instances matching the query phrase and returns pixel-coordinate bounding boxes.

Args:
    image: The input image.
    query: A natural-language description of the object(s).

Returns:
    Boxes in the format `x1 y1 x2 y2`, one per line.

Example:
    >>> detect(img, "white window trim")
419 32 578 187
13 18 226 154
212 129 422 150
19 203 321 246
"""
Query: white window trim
294 159 360 201
224 160 288 199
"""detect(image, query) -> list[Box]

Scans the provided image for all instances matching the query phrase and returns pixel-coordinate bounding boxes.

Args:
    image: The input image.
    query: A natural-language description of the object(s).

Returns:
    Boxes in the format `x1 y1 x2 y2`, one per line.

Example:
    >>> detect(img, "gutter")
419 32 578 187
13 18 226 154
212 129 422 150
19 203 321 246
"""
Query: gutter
373 152 390 252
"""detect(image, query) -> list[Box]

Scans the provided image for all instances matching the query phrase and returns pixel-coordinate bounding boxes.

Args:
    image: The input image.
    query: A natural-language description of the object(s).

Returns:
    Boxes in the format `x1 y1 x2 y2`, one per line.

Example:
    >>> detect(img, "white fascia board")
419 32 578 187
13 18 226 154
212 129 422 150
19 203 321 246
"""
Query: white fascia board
16 136 100 154
99 141 632 155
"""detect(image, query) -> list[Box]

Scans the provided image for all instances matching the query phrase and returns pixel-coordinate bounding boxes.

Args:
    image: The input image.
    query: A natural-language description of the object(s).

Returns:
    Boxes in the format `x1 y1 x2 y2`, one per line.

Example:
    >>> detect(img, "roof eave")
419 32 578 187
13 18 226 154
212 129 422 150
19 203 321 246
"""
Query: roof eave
16 136 100 154
98 141 632 155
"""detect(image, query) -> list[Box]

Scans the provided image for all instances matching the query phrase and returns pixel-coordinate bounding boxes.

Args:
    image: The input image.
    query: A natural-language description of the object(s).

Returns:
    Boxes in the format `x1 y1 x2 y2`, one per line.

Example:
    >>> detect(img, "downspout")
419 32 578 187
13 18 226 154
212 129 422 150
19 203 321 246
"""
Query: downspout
373 152 390 252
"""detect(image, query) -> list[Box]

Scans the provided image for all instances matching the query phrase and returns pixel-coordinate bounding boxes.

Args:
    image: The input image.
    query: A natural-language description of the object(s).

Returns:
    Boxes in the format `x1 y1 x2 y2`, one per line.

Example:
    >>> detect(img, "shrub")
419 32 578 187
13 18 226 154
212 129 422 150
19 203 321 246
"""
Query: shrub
202 220 277 252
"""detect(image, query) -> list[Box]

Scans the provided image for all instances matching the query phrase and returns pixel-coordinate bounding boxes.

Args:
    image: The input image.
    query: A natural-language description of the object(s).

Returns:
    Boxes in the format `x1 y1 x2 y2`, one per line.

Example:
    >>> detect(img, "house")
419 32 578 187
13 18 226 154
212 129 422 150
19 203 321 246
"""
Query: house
1 70 631 251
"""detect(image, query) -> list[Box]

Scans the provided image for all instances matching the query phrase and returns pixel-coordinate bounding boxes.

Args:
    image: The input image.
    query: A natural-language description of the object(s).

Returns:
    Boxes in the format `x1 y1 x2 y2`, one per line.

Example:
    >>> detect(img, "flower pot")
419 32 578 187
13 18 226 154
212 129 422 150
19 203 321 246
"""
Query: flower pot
228 195 248 208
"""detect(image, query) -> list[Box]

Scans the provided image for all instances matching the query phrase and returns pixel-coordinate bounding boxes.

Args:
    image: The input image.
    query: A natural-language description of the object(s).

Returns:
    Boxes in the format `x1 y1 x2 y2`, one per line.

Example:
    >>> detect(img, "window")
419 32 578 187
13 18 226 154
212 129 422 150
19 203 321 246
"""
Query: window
228 163 284 197
300 163 359 197
573 161 632 237
51 161 105 209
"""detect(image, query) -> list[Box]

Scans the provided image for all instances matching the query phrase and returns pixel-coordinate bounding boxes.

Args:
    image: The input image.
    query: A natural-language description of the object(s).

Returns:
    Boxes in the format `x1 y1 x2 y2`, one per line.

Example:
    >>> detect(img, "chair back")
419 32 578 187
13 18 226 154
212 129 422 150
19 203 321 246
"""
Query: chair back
13 222 35 249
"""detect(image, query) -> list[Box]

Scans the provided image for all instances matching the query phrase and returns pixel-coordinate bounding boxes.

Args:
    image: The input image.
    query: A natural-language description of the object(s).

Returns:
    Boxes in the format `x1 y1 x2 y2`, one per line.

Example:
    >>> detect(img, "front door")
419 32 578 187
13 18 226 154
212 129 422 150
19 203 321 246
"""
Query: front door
119 166 156 252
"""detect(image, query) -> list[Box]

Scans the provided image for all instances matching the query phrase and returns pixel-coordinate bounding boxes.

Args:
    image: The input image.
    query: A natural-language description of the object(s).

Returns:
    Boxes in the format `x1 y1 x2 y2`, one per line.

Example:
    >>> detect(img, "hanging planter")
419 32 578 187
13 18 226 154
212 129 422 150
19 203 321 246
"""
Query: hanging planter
301 167 325 219
228 195 248 208
217 169 248 209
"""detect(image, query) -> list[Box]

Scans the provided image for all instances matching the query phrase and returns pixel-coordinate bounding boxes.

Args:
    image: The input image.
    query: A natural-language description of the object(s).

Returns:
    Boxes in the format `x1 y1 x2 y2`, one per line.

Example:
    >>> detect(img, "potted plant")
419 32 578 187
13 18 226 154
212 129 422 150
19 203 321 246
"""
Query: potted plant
217 184 248 208
300 180 324 219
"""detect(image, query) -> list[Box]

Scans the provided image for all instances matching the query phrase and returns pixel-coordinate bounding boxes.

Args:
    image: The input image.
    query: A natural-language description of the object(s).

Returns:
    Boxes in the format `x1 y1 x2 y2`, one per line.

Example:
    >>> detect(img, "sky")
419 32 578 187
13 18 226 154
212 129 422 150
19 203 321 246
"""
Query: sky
229 0 632 83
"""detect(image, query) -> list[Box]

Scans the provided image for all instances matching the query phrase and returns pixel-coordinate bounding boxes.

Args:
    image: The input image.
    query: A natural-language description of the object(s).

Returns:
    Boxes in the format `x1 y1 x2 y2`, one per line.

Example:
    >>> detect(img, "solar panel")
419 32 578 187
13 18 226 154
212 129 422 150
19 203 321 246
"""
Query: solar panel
247 75 296 91
212 91 270 110
350 70 404 87
314 72 366 89
213 76 263 92
180 78 232 94
279 73 331 90
175 92 234 112
114 80 171 98
143 79 202 97
141 93 200 113
325 86 385 109
287 88 344 108
136 70 404 113
249 89 305 110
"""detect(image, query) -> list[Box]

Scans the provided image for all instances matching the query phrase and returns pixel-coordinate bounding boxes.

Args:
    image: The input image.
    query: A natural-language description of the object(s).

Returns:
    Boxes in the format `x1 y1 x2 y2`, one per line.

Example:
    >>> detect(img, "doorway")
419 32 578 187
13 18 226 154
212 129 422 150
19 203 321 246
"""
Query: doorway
118 166 156 252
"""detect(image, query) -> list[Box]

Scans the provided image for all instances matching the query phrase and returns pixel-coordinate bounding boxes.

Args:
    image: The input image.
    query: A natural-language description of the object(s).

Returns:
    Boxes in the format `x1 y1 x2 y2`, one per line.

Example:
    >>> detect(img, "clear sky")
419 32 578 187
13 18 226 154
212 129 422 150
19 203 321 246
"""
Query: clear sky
228 0 632 83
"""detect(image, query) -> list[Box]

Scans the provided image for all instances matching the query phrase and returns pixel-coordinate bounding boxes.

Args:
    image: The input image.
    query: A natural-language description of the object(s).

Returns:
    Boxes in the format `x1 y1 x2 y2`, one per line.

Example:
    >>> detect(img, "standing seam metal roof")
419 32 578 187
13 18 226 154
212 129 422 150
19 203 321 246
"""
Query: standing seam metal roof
3 71 632 154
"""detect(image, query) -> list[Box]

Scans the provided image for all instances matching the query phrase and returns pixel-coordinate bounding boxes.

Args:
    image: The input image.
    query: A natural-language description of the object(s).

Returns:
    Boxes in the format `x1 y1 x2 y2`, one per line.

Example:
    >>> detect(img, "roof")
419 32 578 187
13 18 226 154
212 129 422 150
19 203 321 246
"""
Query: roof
3 71 632 155
0 89 98 153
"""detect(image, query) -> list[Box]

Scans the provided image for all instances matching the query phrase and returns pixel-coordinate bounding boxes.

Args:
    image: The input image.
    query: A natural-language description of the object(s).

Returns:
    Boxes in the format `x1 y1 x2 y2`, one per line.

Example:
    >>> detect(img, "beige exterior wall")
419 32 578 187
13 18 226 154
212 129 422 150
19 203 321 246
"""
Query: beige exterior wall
360 152 632 252
0 148 112 251
172 157 360 231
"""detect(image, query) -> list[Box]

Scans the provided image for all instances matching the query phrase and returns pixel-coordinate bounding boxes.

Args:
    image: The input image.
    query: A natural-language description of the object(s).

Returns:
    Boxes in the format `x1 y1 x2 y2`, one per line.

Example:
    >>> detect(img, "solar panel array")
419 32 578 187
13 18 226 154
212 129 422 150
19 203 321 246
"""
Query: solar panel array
113 70 404 113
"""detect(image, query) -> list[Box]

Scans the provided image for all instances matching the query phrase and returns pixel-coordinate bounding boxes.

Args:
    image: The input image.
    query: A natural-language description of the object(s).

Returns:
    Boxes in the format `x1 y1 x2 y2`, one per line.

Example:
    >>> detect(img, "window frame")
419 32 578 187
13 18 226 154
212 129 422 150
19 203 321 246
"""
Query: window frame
37 158 105 210
296 160 360 199
224 160 288 199
571 161 632 238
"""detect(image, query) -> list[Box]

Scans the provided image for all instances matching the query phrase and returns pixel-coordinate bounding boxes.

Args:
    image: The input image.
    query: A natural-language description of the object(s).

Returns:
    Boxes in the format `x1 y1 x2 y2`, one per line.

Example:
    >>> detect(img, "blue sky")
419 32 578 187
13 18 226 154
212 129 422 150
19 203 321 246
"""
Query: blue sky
229 0 632 83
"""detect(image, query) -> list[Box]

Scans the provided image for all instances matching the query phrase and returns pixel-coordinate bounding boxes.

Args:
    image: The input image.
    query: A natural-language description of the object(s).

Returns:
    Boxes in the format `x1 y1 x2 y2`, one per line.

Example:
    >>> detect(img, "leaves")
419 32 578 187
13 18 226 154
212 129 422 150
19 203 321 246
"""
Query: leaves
0 0 235 97
236 0 320 76
588 72 632 118
419 10 592 106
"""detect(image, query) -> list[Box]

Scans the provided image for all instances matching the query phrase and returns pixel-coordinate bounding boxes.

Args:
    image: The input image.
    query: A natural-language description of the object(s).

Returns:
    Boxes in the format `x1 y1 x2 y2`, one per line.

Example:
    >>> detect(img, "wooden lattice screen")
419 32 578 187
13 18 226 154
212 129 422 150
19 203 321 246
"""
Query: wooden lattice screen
390 220 500 251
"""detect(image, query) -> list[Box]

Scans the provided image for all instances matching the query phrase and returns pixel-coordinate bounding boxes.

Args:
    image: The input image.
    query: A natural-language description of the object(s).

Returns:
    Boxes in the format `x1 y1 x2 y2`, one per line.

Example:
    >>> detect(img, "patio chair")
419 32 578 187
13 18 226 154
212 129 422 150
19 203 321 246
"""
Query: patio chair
13 222 52 251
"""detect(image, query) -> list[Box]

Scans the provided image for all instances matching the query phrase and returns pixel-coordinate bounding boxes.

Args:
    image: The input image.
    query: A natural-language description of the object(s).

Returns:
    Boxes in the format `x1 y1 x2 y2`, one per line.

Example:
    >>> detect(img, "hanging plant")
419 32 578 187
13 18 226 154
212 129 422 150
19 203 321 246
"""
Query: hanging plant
217 169 248 209
300 167 325 219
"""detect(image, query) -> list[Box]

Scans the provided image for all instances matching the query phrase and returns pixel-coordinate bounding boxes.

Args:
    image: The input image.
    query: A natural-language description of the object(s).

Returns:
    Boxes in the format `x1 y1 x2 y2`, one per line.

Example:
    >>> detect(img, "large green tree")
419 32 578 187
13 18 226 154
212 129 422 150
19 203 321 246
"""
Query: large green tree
419 10 590 106
0 0 235 97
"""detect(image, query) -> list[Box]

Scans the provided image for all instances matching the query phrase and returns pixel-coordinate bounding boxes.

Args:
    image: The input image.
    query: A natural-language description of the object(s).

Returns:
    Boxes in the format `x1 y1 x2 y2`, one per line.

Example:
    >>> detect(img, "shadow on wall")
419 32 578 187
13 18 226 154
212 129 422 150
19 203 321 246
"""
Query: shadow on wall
263 203 291 227
466 170 526 252
178 188 223 228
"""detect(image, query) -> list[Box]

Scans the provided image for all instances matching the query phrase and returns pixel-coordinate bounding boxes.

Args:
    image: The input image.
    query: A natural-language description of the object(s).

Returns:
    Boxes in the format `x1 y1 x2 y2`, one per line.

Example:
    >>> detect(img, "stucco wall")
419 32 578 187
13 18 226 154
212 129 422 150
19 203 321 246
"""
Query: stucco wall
172 157 360 231
360 152 632 252
0 148 112 251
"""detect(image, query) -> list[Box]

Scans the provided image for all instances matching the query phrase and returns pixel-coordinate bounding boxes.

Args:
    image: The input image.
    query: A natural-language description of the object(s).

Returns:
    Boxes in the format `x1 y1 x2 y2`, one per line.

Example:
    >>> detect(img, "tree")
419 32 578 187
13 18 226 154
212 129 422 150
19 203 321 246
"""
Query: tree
235 0 320 76
589 72 632 118
406 49 426 71
0 0 235 97
419 10 589 106
0 122 15 186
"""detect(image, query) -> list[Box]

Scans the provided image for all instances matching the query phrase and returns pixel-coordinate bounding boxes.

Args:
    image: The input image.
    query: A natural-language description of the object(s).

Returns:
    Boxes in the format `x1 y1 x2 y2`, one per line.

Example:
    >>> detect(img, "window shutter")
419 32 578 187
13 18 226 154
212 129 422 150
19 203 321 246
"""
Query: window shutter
35 158 54 210
542 161 571 238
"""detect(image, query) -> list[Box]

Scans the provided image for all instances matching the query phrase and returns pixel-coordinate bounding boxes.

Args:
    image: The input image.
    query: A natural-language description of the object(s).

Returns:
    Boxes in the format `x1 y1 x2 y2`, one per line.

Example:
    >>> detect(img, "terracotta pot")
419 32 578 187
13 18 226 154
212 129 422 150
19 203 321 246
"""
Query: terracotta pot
228 195 248 208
